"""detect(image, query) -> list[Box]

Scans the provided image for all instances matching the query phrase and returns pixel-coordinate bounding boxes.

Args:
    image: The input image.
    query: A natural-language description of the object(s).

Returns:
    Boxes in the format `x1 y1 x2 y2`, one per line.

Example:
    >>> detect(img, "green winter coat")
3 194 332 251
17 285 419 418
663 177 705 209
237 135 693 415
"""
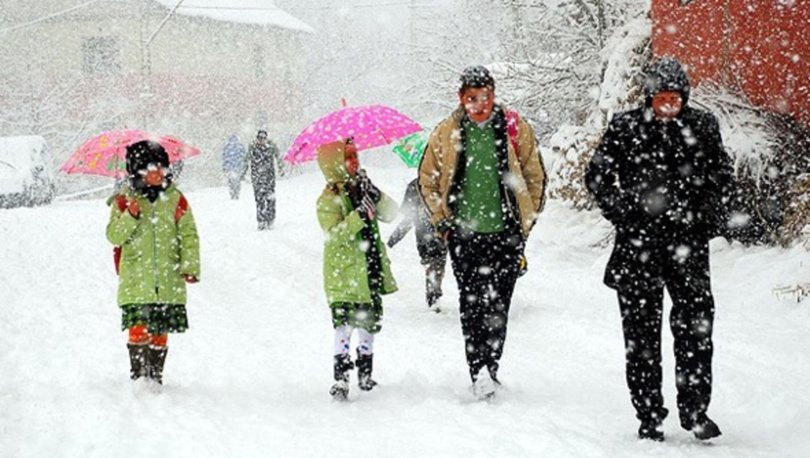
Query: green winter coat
106 185 201 306
316 141 398 305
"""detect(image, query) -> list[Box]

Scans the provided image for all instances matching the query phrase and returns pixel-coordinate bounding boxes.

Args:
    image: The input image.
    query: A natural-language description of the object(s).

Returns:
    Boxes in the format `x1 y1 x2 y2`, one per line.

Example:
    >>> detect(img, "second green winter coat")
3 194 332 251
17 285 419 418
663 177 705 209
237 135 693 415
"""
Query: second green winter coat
316 141 398 305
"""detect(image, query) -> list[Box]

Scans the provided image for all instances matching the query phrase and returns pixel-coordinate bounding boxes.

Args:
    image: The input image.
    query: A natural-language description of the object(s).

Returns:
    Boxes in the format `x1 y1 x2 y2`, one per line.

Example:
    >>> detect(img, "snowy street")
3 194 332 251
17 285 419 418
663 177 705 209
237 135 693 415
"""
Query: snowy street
2 167 809 457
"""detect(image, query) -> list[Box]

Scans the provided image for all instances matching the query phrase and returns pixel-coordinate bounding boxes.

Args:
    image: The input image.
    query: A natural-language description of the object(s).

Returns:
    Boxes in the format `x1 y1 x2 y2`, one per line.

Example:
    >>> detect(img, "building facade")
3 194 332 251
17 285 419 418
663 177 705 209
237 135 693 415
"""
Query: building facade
0 0 312 189
652 0 809 128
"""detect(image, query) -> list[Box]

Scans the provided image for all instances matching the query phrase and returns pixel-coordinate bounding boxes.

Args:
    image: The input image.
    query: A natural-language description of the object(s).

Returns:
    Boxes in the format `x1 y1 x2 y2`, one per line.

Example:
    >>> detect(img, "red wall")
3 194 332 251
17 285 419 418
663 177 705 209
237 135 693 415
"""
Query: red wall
652 0 810 127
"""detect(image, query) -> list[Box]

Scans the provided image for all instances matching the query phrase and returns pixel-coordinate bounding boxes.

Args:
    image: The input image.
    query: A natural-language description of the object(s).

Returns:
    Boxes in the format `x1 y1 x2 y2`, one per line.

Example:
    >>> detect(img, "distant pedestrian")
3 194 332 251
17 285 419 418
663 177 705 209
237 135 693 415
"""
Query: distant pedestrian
387 178 447 311
243 129 282 230
586 57 734 442
222 134 246 200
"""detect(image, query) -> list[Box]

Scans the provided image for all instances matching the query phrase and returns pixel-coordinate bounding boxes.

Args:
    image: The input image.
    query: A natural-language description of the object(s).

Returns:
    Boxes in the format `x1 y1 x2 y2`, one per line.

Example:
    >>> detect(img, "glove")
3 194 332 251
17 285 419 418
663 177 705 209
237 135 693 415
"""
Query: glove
127 198 140 218
518 253 528 277
358 194 376 221
435 218 453 240
357 169 381 204
183 274 198 283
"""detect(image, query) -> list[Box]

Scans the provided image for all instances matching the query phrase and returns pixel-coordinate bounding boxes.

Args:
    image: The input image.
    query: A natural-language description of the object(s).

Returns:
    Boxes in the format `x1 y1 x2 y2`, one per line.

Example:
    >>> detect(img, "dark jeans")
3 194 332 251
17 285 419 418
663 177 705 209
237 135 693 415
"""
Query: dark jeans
616 240 715 424
253 180 276 227
448 228 522 382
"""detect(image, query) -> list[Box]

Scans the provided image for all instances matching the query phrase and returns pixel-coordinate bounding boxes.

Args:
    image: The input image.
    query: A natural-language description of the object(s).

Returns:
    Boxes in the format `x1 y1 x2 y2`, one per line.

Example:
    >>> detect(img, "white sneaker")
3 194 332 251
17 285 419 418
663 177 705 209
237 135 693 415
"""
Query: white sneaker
473 374 496 400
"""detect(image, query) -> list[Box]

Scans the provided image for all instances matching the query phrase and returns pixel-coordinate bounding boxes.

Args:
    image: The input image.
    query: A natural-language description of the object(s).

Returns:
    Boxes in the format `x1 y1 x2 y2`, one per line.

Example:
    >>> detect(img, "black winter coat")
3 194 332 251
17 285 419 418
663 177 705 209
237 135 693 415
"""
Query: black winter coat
586 105 735 290
387 179 447 262
586 105 734 240
244 141 280 189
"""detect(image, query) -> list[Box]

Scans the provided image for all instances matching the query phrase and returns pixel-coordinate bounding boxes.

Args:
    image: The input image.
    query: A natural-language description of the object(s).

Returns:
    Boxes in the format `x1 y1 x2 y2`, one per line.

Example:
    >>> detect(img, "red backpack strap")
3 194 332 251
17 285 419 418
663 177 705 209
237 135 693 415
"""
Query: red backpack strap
506 110 520 158
175 194 189 223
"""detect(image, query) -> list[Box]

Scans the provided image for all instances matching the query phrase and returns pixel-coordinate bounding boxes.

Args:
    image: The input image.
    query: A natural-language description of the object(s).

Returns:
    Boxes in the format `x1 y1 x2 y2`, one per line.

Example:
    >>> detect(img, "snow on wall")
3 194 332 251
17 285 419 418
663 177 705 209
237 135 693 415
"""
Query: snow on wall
154 0 314 33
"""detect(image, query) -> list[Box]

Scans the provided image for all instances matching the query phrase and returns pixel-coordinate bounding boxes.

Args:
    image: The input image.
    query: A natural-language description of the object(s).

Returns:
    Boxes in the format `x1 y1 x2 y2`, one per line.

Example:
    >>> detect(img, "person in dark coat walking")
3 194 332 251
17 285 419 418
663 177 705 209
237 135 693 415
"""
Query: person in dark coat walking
387 178 448 310
585 57 734 442
243 130 282 230
222 134 246 200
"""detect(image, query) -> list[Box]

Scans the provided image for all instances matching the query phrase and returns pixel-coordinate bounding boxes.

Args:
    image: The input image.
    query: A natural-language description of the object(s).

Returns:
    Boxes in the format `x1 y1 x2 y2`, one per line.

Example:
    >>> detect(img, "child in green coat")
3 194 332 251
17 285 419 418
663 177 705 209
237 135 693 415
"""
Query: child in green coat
316 138 398 400
107 140 201 387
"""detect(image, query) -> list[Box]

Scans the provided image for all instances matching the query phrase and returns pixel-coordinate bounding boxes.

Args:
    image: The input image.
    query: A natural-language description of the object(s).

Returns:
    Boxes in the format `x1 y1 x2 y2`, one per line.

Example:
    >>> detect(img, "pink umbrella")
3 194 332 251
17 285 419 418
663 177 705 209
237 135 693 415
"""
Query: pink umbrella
284 104 422 164
61 129 201 178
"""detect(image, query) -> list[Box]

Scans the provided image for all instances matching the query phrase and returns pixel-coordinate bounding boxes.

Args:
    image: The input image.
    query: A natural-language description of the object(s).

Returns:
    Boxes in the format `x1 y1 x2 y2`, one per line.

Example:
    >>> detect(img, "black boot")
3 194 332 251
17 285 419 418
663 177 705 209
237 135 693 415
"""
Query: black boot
638 408 668 441
127 343 148 380
147 346 168 385
638 420 665 441
681 413 722 440
329 354 352 400
356 351 377 391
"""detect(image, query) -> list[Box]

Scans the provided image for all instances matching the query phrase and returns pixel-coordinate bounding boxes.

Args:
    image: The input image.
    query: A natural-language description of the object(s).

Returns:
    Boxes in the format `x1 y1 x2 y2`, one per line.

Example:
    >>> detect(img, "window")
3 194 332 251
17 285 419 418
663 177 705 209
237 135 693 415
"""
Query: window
82 36 121 75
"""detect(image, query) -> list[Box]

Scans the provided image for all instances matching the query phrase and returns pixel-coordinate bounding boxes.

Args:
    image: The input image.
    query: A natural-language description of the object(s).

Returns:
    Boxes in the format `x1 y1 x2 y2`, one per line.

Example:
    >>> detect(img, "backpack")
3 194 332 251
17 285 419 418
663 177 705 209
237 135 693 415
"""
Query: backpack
506 110 521 158
112 194 189 275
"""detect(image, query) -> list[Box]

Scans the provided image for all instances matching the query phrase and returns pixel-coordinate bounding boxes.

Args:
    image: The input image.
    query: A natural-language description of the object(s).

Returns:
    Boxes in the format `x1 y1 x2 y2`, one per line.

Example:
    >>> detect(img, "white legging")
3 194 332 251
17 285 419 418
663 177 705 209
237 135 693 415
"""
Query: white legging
334 325 374 356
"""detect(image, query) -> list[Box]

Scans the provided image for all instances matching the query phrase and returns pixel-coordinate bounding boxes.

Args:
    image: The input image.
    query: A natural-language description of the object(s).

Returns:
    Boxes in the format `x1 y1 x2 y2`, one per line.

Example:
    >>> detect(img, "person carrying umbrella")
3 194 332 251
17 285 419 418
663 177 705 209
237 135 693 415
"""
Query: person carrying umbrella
222 133 246 200
387 177 448 311
316 138 399 400
106 140 200 388
418 66 546 400
243 129 282 230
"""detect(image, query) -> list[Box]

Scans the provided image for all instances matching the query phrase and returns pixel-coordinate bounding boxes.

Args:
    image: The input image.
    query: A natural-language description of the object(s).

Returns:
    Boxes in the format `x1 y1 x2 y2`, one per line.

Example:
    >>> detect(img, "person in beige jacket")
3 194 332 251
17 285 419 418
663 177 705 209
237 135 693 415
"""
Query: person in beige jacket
418 65 546 399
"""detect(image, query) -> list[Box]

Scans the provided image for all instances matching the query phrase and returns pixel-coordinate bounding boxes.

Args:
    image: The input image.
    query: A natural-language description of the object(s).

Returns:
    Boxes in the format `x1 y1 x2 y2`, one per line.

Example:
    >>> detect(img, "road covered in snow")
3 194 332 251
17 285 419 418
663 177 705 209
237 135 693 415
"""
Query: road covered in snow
2 167 808 457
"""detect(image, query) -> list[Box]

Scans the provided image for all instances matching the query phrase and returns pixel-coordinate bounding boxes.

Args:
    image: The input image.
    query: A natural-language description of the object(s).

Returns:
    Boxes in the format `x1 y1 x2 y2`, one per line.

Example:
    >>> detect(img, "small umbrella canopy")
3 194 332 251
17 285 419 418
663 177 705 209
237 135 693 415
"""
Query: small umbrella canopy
61 129 201 178
284 104 422 164
392 131 428 168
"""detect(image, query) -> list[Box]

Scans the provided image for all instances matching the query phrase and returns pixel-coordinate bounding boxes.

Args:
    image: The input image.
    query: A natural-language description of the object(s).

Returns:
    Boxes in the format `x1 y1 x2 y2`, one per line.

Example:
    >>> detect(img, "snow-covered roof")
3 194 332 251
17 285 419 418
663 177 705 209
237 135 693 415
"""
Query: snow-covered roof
153 0 314 33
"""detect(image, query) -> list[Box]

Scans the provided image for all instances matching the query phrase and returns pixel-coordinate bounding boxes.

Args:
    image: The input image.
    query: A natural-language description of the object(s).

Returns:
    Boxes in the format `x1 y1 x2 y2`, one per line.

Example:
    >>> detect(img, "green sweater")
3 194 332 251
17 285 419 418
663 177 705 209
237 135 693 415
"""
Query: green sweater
456 121 505 233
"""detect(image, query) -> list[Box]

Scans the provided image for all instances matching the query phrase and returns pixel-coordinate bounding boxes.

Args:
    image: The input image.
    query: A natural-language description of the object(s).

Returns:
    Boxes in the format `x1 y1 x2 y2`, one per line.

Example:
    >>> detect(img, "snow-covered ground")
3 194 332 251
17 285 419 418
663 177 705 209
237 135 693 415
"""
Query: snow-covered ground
2 166 809 457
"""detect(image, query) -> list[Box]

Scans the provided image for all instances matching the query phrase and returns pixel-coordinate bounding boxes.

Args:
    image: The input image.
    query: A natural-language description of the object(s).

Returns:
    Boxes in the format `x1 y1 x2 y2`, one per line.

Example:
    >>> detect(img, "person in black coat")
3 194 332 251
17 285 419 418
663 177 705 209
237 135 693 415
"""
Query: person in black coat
243 130 282 230
387 178 448 310
585 57 734 442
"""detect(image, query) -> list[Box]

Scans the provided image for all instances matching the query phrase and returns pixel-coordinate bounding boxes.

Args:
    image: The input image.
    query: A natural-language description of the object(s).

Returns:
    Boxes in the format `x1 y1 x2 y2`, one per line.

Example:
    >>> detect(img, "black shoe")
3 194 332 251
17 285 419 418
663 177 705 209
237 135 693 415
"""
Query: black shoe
427 290 442 307
682 414 722 440
356 351 377 391
638 420 665 441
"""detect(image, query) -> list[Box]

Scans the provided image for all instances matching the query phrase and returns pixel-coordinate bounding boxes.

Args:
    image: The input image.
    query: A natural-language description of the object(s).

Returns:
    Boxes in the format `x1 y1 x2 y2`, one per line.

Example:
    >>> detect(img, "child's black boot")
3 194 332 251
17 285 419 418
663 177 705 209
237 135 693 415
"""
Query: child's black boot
356 350 377 391
329 354 352 400
147 345 168 385
127 343 148 380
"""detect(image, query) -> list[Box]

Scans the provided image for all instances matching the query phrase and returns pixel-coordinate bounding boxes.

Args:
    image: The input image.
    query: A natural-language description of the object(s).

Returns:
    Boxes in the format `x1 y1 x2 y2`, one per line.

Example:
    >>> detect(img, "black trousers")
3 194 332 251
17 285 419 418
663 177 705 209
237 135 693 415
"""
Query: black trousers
616 239 715 424
448 228 522 382
423 251 447 305
253 179 276 226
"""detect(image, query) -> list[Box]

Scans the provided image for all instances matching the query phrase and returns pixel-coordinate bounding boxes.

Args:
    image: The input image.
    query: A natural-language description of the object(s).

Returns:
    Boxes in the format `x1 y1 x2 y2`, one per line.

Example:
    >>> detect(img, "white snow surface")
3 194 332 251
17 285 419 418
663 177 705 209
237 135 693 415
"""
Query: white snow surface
2 167 809 457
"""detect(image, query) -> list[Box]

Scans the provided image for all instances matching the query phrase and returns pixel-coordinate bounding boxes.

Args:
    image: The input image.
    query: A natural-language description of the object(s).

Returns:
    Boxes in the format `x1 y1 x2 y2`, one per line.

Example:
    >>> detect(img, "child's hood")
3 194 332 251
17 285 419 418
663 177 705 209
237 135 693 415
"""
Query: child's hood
317 141 352 185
